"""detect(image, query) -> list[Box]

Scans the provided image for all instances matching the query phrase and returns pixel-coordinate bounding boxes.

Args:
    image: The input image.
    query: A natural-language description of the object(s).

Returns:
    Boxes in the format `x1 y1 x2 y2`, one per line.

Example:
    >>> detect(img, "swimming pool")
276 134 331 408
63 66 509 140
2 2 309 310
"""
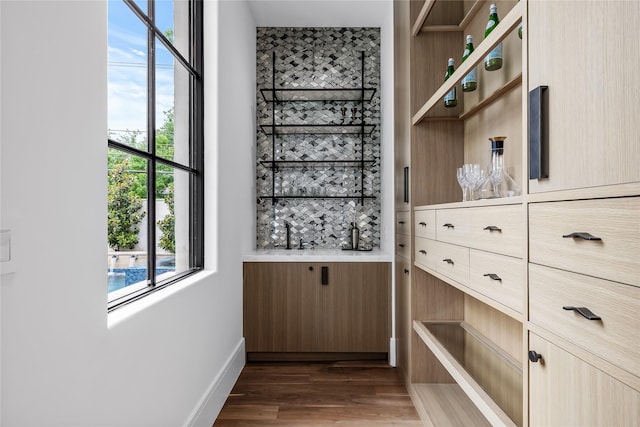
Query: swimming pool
108 267 174 293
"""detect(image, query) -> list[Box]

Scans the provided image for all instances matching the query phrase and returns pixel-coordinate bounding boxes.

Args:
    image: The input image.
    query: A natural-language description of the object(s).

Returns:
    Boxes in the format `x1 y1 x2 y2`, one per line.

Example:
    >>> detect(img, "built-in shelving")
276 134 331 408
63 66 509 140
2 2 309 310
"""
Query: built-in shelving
413 320 520 427
260 88 376 102
411 2 522 125
260 124 376 136
412 0 488 36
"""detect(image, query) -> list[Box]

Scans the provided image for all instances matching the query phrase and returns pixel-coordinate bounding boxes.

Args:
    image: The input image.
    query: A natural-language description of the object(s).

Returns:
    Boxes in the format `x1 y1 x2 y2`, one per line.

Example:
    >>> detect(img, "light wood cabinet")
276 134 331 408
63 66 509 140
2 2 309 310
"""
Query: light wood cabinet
529 333 640 427
244 262 390 358
397 1 639 426
528 0 640 193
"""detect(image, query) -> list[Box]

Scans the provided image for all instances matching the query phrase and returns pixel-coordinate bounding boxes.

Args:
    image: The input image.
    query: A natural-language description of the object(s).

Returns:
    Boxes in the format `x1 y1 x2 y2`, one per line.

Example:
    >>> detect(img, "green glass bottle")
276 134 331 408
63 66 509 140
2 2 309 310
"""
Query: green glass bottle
461 35 477 92
443 57 457 108
484 3 503 71
518 22 523 39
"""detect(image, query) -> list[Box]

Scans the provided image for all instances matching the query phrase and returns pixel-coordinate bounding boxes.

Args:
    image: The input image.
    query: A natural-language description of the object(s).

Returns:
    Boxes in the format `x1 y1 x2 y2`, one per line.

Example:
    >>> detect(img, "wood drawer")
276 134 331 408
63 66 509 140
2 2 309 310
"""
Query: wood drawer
414 237 437 272
468 205 523 258
436 208 469 246
529 197 640 287
396 211 411 236
529 264 640 378
434 240 469 286
469 249 524 313
396 233 410 259
414 209 435 239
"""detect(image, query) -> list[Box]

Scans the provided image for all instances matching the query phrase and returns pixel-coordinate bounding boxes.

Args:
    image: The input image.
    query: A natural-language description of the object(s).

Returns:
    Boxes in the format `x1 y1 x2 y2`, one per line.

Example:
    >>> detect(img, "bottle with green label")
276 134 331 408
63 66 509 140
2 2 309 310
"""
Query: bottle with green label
461 35 477 92
443 57 457 108
484 3 503 71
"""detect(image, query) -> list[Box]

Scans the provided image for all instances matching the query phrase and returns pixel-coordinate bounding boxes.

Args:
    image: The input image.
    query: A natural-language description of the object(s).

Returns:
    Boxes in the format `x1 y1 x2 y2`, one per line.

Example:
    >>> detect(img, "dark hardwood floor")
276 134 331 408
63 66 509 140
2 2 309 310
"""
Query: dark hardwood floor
213 360 423 426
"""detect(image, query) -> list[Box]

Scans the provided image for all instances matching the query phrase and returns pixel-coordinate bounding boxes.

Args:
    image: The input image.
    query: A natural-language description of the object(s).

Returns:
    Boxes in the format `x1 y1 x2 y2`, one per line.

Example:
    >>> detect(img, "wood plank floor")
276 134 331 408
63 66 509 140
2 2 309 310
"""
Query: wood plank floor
213 360 423 426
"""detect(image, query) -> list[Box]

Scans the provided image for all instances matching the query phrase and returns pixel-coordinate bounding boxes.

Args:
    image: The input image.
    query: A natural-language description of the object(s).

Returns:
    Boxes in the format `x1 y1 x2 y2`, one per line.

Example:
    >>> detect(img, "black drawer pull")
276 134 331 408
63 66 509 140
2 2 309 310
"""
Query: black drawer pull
442 258 454 265
528 350 542 363
419 222 427 227
398 221 405 224
398 244 405 248
418 250 427 255
442 223 454 229
483 273 502 282
483 225 502 232
321 266 329 285
563 306 601 320
404 268 409 274
562 232 602 241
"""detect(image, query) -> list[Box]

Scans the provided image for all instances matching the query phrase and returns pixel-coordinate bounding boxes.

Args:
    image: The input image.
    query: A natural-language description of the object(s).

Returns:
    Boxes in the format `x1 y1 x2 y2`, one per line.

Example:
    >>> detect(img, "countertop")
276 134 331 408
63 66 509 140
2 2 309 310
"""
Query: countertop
242 248 393 262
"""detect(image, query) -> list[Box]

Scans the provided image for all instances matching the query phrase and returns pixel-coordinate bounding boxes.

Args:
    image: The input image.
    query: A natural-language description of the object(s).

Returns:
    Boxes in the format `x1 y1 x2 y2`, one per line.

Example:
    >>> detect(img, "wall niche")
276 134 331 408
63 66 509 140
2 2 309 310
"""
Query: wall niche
256 27 381 249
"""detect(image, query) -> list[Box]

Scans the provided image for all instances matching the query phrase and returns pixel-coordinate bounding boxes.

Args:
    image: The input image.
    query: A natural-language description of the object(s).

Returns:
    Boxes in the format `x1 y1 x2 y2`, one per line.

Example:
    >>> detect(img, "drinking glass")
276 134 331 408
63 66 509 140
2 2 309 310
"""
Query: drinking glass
456 167 468 201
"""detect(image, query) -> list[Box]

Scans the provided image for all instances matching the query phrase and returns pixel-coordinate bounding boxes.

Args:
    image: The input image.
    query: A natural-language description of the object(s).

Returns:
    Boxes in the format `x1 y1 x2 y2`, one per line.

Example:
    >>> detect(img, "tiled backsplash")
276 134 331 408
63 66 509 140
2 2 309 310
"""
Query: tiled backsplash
256 27 381 249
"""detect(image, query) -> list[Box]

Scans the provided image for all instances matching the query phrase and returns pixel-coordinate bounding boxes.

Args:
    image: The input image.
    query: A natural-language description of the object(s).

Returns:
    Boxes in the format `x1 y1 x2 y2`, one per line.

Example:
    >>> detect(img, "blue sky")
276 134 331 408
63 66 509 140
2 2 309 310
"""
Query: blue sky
108 0 177 139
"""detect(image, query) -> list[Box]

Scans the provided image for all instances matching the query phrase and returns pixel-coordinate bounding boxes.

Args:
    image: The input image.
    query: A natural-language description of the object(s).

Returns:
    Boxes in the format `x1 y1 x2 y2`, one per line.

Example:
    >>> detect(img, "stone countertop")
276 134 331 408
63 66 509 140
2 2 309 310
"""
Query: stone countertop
242 248 393 263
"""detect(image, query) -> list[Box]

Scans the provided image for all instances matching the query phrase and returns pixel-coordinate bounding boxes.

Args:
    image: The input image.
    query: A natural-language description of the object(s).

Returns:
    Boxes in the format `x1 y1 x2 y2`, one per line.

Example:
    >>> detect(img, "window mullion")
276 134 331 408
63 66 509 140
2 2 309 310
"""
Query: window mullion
146 0 157 287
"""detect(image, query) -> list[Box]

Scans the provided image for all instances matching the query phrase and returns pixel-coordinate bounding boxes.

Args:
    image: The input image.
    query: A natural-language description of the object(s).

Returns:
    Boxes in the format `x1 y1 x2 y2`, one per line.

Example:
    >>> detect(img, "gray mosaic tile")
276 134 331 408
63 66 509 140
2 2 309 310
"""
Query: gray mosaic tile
256 28 381 249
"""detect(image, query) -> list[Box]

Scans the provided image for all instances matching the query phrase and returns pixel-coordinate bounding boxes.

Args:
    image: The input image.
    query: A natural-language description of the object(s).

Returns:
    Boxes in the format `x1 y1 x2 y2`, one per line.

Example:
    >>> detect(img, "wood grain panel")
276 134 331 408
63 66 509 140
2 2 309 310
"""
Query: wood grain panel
469 249 524 313
413 383 491 427
529 333 640 427
396 256 412 381
244 262 318 352
529 197 640 287
528 0 640 192
414 208 436 239
435 208 470 246
529 264 640 378
318 263 390 353
412 121 464 206
467 204 524 258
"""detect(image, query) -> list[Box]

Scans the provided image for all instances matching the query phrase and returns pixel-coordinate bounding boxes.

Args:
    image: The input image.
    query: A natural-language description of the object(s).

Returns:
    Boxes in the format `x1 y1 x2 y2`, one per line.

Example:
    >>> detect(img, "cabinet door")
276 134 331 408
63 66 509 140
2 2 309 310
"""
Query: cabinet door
528 1 640 192
244 262 318 352
318 262 390 352
529 333 640 427
395 257 411 377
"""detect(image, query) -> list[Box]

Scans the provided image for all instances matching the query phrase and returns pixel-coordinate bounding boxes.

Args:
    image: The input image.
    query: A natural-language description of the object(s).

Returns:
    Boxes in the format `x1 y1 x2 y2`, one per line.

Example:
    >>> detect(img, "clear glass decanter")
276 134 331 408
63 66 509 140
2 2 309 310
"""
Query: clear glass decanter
479 137 521 198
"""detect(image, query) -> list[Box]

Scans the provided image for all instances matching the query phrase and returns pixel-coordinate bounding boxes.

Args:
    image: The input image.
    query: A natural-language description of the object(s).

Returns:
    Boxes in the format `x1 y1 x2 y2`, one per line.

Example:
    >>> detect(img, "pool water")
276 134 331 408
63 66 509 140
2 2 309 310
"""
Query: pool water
108 267 175 293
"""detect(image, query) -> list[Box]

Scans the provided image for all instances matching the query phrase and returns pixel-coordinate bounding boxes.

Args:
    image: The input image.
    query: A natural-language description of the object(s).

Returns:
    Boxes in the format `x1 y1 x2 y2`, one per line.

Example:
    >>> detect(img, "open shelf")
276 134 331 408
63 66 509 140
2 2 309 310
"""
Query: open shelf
260 124 376 136
412 0 488 36
411 383 491 426
260 159 376 169
411 2 522 125
413 320 520 427
260 88 376 102
259 195 376 202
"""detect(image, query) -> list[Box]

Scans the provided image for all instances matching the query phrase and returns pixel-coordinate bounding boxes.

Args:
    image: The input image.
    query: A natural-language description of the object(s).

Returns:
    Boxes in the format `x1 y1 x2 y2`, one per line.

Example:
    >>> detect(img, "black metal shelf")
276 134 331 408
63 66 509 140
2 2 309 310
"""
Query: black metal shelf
259 195 376 201
260 87 377 102
259 159 376 169
260 123 375 136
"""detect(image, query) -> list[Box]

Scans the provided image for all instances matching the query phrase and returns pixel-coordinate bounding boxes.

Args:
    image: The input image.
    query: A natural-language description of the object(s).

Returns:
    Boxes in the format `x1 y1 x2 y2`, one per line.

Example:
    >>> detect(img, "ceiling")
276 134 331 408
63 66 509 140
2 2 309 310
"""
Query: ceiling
246 0 392 27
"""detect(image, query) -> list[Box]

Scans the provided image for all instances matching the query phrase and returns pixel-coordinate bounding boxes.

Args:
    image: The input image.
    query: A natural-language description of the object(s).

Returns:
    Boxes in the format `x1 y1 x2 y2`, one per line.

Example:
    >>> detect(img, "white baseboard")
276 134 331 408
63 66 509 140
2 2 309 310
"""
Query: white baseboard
183 338 245 427
389 337 397 367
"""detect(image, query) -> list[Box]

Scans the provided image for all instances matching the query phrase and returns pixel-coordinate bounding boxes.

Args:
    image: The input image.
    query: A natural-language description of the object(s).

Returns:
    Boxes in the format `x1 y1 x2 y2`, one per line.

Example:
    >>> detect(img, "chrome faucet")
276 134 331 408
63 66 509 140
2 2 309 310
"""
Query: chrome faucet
285 221 292 250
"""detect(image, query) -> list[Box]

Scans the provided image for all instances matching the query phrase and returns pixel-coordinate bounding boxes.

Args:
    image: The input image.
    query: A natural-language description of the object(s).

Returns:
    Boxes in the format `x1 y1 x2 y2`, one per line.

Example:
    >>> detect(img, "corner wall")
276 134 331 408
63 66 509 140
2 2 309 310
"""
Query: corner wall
0 1 255 425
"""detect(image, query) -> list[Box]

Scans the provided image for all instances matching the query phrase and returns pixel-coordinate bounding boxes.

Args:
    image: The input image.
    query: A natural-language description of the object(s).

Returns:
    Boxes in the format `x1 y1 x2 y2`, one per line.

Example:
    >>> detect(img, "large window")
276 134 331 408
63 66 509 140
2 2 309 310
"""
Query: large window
107 0 203 310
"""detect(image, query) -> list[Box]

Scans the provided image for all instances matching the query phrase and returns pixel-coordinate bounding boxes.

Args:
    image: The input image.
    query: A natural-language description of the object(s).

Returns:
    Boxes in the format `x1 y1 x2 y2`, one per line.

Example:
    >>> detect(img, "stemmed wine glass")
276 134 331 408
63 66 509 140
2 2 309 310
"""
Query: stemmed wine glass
456 167 468 202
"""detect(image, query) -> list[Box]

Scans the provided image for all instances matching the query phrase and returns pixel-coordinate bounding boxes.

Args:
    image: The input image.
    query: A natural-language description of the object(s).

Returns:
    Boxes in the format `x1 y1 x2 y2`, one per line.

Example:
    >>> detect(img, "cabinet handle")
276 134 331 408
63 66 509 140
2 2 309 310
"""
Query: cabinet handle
404 268 409 275
563 306 601 321
562 232 602 241
398 221 405 224
442 223 454 229
483 225 502 232
321 266 329 285
483 273 502 282
403 166 409 203
529 85 549 180
398 244 405 248
419 222 427 227
528 350 542 363
442 258 454 265
418 250 427 255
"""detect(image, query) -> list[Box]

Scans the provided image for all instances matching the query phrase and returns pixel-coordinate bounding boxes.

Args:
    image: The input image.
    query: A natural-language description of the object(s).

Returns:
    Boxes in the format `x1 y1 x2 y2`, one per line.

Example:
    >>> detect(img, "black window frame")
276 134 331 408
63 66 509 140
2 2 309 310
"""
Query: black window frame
107 0 204 311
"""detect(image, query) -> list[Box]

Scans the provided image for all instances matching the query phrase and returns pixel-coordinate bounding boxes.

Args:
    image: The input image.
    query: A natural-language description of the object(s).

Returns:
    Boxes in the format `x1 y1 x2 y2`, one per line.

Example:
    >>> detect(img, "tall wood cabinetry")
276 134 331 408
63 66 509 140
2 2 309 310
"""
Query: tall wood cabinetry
393 0 639 425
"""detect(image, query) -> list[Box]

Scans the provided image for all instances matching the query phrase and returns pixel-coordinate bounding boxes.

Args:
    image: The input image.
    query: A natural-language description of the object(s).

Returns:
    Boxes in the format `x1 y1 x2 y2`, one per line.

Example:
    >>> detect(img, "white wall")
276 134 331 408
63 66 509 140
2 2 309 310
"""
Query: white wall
0 1 255 426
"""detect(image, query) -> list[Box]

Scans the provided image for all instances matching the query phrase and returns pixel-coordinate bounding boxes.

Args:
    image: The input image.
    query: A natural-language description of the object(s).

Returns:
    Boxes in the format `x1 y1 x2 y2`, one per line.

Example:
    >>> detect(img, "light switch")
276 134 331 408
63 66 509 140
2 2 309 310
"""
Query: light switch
1 229 11 262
